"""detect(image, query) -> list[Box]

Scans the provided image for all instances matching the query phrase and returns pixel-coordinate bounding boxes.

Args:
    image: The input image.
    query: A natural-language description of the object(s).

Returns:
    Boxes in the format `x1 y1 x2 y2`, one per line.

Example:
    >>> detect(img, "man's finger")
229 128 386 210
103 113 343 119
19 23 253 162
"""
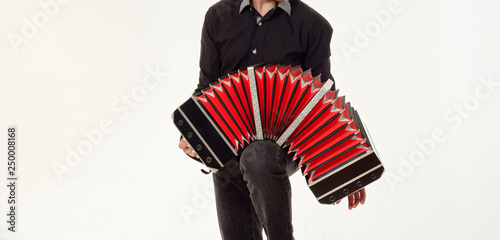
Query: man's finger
360 188 366 205
181 143 196 157
352 191 360 209
179 138 189 149
184 148 197 157
348 194 353 210
190 148 198 157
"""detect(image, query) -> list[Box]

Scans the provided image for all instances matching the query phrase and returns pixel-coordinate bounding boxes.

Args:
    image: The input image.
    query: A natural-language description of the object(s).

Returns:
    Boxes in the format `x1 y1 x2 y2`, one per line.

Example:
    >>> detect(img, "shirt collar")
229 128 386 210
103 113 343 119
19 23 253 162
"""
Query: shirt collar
239 0 291 17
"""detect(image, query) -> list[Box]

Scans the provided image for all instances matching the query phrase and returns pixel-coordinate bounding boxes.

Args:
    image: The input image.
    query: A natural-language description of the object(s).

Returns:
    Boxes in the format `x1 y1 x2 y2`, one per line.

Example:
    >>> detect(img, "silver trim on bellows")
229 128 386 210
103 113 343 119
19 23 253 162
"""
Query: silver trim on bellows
248 66 264 140
276 80 333 146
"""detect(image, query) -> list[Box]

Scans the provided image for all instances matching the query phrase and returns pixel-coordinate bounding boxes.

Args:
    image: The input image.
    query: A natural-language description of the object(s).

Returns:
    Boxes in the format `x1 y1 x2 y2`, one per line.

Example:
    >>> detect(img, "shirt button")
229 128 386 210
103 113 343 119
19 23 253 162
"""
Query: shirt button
252 48 257 54
257 21 262 26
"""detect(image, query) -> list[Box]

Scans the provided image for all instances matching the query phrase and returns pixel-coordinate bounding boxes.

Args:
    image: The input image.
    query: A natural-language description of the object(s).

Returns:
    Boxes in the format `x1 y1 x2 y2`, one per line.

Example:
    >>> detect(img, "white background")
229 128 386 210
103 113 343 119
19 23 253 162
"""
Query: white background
1 0 499 239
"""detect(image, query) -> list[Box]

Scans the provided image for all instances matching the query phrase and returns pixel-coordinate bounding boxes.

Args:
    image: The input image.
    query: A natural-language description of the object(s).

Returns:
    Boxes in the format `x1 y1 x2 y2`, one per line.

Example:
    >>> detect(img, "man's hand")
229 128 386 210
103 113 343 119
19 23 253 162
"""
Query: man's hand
336 188 366 210
178 137 197 158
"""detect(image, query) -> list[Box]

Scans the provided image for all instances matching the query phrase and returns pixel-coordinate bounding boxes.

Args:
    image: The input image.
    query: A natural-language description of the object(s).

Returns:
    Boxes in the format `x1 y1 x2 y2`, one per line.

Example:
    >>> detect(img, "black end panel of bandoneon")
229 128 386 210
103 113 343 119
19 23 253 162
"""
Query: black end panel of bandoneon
173 98 236 169
309 151 384 204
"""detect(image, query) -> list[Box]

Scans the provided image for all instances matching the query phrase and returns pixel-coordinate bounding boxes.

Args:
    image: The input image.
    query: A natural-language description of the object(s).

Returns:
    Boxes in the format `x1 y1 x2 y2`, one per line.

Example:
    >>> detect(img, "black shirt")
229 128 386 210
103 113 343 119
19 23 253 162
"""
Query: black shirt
196 0 334 93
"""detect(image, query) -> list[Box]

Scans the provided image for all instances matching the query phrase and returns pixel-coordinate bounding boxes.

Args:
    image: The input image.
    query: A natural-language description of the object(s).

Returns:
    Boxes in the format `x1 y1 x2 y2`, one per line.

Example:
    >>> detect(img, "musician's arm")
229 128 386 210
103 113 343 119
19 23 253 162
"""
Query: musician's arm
302 19 335 88
195 6 222 95
179 7 221 162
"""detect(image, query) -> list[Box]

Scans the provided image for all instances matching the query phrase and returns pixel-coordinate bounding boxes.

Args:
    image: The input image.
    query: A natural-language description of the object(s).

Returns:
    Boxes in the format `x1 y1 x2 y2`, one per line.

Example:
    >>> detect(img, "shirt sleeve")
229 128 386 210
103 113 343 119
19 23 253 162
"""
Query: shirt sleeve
302 21 335 89
195 7 222 95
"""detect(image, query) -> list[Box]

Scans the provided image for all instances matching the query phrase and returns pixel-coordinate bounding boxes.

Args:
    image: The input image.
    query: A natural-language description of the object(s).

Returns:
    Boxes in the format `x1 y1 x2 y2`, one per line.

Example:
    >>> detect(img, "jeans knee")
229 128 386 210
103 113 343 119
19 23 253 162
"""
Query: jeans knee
240 140 282 175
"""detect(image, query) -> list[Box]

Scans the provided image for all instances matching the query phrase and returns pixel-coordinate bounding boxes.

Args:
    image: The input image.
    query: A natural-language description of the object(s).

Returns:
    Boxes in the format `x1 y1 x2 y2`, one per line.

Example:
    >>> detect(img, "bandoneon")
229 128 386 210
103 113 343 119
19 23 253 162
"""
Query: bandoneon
172 63 384 204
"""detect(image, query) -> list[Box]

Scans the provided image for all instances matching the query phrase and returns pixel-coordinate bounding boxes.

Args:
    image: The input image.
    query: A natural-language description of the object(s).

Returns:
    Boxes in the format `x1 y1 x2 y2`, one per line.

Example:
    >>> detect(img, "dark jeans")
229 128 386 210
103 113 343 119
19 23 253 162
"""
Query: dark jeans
213 140 299 240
